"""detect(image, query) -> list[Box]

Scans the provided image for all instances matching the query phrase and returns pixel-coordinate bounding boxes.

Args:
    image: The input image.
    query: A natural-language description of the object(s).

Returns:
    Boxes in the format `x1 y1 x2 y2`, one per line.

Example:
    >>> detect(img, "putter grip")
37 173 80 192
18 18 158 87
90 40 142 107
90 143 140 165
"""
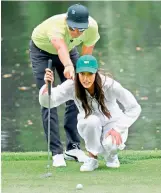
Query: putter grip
48 59 52 96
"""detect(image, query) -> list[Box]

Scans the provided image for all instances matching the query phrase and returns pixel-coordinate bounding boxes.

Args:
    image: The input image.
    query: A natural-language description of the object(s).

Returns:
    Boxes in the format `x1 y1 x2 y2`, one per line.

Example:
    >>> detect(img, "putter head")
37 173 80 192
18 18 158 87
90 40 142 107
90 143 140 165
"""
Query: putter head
45 172 52 177
40 172 52 178
47 164 50 169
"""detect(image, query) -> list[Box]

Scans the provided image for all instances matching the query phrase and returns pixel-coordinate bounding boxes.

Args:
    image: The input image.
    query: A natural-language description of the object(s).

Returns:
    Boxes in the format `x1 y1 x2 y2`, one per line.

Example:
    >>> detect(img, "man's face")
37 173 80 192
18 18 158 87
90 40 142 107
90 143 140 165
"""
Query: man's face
69 27 85 38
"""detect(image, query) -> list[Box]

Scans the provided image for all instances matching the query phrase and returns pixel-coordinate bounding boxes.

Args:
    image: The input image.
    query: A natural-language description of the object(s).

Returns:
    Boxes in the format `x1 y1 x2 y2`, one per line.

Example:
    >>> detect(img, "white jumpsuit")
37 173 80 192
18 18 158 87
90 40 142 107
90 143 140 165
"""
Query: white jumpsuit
39 75 141 158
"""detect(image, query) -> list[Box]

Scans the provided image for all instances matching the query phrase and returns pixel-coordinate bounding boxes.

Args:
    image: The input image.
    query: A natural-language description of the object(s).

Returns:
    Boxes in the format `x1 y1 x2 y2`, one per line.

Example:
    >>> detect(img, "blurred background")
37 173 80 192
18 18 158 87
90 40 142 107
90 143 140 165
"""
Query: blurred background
1 1 161 152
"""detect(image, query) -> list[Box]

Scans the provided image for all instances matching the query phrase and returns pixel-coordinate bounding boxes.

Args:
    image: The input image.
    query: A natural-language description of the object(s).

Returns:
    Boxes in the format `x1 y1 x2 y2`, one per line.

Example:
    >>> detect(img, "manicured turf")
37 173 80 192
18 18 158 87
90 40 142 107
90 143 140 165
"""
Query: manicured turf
2 151 161 193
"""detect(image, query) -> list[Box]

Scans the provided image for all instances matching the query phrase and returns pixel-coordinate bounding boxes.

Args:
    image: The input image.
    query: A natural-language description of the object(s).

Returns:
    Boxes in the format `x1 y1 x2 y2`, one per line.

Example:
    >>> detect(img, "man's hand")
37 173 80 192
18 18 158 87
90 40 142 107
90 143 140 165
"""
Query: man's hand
44 68 54 86
105 129 122 145
63 65 75 80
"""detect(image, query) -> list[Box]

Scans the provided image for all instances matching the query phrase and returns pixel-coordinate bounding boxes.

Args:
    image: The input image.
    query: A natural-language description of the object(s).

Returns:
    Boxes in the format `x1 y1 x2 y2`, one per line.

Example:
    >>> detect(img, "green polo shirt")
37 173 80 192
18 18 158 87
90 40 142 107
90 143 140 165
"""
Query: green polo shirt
31 14 100 54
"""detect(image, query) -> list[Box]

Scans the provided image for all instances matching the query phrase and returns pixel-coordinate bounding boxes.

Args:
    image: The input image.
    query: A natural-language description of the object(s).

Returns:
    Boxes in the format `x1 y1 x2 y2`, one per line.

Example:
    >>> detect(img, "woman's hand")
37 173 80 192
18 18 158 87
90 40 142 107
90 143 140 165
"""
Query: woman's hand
105 129 122 145
44 68 54 86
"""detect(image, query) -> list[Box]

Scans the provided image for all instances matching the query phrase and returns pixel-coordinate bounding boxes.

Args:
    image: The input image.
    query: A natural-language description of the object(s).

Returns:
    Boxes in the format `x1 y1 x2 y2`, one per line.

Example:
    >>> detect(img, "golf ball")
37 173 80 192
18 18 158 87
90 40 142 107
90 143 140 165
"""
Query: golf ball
76 184 83 190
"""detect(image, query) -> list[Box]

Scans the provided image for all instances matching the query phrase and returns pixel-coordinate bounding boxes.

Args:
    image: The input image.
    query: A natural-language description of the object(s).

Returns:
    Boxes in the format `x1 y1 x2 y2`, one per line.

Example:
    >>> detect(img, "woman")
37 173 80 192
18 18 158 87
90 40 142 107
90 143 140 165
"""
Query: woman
39 55 141 172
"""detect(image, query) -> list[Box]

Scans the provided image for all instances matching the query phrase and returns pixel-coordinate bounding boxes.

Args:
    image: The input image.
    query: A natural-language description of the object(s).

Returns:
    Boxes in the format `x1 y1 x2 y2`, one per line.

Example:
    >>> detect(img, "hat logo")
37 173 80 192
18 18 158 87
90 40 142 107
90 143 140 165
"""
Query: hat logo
84 61 89 64
72 10 76 14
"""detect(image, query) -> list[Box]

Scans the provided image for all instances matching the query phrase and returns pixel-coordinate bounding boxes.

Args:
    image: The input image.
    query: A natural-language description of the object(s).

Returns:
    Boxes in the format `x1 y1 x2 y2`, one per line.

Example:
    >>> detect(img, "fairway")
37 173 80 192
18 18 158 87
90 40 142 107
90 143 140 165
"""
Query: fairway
2 151 161 193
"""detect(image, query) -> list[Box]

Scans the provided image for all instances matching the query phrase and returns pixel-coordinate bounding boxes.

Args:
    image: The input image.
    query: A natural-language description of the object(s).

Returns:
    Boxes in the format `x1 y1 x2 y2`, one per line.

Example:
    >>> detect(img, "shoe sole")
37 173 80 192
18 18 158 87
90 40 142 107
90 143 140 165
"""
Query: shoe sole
53 164 66 167
64 153 78 161
106 163 120 168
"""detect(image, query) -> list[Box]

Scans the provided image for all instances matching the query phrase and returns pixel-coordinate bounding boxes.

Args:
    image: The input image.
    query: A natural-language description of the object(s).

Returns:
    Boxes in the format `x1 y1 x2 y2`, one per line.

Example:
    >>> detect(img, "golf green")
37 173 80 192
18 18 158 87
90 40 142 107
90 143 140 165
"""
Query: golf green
2 150 161 193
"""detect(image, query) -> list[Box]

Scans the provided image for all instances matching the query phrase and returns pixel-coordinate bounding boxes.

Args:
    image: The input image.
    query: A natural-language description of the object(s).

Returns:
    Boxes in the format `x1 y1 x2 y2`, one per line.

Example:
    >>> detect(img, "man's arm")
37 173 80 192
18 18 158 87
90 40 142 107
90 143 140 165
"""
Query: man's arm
51 38 75 79
81 44 95 55
81 18 100 55
51 38 73 67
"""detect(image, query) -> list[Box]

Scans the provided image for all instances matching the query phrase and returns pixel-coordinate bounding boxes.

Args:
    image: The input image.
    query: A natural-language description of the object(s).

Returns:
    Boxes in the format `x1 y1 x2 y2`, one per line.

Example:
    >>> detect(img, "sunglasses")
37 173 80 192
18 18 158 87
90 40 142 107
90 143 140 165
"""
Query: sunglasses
69 27 85 32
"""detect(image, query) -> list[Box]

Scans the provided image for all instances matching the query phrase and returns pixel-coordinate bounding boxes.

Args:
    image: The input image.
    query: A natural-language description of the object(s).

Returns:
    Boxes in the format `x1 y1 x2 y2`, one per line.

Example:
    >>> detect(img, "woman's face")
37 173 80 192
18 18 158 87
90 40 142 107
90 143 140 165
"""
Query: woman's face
78 72 96 90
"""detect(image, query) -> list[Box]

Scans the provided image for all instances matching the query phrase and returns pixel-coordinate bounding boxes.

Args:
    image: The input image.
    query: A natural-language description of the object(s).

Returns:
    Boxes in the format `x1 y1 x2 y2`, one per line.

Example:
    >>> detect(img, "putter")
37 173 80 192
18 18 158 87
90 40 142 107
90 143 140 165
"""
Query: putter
41 59 52 178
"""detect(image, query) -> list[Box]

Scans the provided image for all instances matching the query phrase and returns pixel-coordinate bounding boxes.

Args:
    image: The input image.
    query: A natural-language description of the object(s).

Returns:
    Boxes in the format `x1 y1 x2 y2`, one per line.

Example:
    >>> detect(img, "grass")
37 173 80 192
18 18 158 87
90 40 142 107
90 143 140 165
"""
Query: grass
2 150 161 193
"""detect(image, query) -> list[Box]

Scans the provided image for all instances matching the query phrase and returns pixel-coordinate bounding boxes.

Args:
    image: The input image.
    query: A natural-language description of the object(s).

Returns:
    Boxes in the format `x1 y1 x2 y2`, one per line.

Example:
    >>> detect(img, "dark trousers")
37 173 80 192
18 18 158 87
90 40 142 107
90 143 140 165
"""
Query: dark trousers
29 40 80 155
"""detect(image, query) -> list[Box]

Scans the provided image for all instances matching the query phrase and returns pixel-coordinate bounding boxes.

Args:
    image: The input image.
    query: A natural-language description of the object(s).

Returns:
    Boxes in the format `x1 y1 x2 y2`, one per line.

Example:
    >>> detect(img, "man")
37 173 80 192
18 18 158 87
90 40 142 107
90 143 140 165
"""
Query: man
29 3 100 167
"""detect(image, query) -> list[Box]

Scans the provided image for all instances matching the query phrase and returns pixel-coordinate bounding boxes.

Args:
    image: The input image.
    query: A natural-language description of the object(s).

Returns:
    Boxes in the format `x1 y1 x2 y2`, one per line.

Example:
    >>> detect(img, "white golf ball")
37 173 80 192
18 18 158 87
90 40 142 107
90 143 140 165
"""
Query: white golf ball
76 184 83 190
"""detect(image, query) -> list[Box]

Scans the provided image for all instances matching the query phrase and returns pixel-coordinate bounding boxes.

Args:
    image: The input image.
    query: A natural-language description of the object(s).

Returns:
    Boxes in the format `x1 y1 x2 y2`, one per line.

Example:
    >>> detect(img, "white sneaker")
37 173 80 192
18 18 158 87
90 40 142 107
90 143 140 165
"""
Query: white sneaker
106 155 120 168
52 154 66 167
64 149 89 163
80 158 99 172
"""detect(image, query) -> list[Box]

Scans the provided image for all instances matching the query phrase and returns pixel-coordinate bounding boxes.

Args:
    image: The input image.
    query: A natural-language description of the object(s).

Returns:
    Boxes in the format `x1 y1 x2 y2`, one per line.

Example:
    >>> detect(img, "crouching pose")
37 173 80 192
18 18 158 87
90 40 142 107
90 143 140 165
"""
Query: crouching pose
39 55 141 172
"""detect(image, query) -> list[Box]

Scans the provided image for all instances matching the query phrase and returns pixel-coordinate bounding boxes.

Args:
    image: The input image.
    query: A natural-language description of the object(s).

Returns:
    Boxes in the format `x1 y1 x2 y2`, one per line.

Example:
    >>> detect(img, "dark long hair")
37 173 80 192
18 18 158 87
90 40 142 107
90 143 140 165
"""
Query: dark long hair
75 72 111 119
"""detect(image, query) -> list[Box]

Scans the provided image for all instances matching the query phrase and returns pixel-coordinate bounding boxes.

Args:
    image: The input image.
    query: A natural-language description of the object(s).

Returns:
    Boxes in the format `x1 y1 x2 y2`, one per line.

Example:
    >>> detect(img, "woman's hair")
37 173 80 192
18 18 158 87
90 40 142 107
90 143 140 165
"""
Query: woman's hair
75 72 111 119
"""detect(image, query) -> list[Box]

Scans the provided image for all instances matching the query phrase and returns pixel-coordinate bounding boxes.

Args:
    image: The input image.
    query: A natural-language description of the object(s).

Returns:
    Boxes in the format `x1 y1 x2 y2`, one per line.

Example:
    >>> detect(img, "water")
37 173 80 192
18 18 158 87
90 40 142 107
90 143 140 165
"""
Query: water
1 1 161 151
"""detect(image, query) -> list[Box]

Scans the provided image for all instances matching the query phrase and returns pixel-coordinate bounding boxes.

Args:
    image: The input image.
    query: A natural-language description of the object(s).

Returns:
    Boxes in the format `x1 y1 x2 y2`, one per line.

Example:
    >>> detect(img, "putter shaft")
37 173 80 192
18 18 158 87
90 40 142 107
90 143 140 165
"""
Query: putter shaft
47 94 51 171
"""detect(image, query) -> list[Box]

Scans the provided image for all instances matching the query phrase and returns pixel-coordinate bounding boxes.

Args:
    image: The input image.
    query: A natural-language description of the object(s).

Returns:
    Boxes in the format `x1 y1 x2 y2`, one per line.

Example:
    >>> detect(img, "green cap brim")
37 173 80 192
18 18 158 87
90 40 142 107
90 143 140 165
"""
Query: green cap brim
76 67 97 73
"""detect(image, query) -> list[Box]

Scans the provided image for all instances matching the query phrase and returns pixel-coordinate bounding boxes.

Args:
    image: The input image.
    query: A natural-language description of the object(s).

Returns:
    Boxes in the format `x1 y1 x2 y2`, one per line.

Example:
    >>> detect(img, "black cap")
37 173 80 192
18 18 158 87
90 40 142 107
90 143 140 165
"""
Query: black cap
66 4 89 29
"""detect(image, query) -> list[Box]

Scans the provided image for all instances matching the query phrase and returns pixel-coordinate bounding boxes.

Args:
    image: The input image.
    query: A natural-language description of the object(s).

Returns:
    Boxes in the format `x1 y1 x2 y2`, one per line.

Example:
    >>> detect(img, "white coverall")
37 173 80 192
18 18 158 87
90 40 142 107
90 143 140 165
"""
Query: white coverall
39 75 141 158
